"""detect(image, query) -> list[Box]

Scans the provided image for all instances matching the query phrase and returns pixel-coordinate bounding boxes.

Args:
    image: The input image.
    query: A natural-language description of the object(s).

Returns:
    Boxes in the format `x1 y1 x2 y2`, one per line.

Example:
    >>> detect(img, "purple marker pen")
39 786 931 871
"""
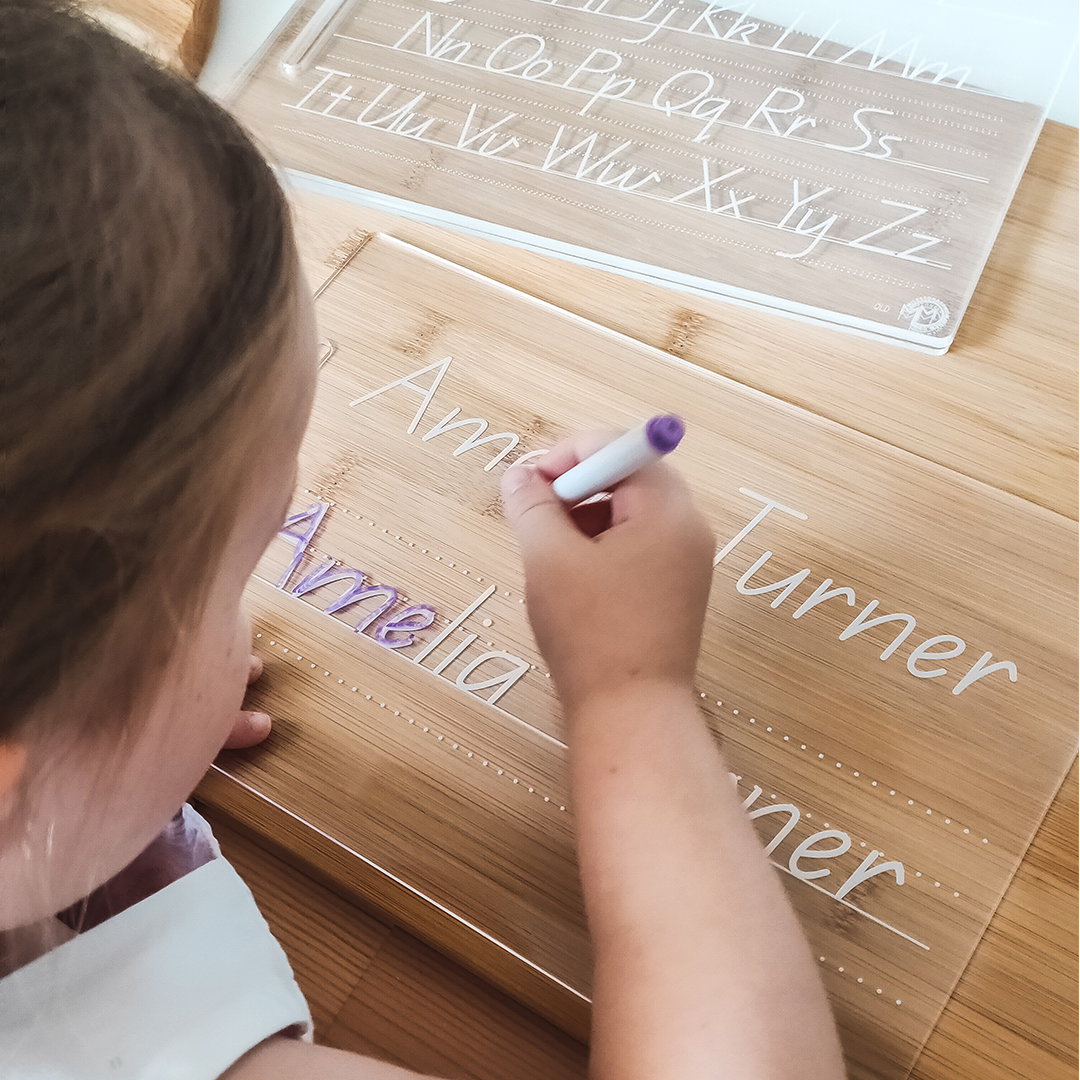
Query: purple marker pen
551 416 685 503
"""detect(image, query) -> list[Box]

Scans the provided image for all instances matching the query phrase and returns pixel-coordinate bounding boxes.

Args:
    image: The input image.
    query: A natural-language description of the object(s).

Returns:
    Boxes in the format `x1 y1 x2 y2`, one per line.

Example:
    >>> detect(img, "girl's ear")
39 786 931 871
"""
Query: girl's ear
0 743 27 796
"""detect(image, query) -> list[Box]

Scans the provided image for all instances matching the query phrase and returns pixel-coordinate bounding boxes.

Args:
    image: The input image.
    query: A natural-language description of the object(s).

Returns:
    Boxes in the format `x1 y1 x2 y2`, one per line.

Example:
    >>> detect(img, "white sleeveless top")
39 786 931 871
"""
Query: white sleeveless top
0 807 312 1079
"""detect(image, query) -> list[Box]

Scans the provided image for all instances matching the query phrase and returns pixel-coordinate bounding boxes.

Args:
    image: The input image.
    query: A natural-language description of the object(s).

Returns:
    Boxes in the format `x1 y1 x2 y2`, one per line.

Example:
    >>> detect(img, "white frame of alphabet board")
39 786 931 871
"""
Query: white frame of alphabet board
225 0 1061 352
211 234 1078 1080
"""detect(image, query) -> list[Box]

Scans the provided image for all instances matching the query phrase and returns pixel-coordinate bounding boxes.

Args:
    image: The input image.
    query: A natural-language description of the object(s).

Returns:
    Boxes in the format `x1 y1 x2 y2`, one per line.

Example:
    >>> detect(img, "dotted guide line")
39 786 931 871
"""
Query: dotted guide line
698 690 987 859
336 35 961 181
252 626 932 953
296 490 988 870
282 63 963 275
320 47 979 201
819 954 904 1007
366 1 1007 128
255 630 568 812
298 489 538 645
279 121 934 293
729 758 964 901
319 52 975 219
280 118 777 258
274 591 967 911
249 623 932 975
269 491 946 946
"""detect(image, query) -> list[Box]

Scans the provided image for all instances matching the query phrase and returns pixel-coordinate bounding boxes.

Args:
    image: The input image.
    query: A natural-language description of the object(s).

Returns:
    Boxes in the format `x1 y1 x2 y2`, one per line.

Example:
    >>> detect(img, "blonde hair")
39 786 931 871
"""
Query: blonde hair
1 2 298 739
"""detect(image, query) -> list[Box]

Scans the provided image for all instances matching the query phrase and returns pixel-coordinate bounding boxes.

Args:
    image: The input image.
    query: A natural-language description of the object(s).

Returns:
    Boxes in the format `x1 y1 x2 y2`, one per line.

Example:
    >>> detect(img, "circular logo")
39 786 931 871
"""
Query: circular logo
898 296 950 334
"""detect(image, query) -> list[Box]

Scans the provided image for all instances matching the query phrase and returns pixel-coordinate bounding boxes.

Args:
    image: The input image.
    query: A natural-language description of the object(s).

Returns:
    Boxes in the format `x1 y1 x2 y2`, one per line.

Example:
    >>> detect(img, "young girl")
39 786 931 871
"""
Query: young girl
0 4 846 1077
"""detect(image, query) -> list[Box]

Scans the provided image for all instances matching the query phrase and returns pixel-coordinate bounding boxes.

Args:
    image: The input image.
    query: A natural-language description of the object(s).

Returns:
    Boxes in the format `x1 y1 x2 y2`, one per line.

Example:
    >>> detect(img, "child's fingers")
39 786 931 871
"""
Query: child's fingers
501 461 584 557
222 710 271 749
247 654 264 684
534 429 621 483
608 458 696 527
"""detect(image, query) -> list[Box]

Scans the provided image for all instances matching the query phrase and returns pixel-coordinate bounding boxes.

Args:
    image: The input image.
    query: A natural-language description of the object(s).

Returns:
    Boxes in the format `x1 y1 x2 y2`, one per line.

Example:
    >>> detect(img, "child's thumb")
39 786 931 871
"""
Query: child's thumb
500 462 576 556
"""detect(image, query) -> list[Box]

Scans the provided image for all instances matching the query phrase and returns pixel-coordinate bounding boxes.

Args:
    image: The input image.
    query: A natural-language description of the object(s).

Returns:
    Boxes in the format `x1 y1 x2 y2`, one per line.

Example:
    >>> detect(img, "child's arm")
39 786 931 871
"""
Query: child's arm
226 435 846 1080
499 435 847 1080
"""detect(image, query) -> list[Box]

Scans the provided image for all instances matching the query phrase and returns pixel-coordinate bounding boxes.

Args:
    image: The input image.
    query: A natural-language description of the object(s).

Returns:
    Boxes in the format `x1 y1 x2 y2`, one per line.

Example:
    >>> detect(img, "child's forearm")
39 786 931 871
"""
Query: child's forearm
498 446 845 1076
569 680 847 1080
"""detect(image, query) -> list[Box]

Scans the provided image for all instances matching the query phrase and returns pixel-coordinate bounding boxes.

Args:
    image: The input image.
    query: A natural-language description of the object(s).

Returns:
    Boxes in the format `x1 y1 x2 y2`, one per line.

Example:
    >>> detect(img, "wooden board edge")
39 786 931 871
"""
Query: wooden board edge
358 233 1080 530
194 763 592 1043
909 751 1080 1074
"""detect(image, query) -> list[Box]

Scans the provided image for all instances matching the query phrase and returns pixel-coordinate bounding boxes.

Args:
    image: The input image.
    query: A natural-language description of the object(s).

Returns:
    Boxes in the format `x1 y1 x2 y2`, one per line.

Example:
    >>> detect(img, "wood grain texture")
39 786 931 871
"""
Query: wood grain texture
198 106 1076 1080
229 0 1048 351
196 809 391 1033
196 230 1075 1079
324 929 590 1079
198 807 589 1077
196 578 593 1041
911 759 1078 1080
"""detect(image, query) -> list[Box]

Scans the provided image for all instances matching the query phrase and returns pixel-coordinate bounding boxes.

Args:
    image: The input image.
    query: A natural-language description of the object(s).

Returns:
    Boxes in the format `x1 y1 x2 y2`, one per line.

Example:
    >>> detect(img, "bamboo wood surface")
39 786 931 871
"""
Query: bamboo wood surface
197 226 1076 1079
199 808 591 1076
229 0 1047 351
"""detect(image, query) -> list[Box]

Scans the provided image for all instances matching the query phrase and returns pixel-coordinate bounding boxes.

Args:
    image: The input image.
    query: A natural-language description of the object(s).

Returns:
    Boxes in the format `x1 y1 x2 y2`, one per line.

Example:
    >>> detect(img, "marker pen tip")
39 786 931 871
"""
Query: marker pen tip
645 415 684 453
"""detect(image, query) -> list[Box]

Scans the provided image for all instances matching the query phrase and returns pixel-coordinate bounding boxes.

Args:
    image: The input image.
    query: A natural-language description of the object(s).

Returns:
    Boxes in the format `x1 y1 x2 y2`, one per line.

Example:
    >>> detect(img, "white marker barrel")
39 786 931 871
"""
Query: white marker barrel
551 416 684 503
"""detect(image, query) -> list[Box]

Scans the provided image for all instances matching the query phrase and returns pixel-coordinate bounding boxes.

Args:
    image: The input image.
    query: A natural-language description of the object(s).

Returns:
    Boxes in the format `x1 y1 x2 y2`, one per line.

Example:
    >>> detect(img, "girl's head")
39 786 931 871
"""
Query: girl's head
1 2 316 928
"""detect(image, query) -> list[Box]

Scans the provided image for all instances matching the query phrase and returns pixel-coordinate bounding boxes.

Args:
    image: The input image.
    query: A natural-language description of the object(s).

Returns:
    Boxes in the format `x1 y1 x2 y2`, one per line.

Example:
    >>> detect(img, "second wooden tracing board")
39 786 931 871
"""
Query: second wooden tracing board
214 233 1077 1079
228 0 1056 351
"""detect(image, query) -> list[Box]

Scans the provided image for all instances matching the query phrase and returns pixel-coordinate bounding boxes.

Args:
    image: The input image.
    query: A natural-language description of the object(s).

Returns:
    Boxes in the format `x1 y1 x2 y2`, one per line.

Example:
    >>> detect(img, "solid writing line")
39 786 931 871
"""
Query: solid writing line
511 0 1003 103
252 571 568 748
250 569 929 951
772 860 930 950
281 97 954 270
332 32 989 184
209 764 592 1000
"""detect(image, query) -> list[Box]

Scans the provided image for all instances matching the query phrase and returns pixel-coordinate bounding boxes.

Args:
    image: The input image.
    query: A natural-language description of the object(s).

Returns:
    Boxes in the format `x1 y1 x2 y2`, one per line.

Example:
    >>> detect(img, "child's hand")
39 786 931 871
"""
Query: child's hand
224 655 272 749
500 432 715 717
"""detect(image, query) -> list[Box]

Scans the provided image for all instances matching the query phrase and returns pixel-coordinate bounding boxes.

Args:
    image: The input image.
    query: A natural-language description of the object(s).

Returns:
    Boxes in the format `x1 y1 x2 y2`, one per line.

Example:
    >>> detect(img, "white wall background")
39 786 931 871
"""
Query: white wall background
200 0 1079 125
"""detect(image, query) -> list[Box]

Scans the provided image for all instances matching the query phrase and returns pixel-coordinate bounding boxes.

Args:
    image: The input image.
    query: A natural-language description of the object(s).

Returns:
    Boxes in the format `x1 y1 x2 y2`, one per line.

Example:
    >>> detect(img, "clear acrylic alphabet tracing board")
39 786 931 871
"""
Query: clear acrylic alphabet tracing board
225 0 1076 351
205 234 1079 1080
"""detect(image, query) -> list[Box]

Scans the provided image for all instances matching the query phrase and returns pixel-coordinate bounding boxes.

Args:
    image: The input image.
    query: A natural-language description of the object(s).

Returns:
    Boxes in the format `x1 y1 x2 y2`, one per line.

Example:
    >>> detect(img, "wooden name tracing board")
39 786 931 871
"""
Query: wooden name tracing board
202 234 1077 1079
227 0 1046 352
